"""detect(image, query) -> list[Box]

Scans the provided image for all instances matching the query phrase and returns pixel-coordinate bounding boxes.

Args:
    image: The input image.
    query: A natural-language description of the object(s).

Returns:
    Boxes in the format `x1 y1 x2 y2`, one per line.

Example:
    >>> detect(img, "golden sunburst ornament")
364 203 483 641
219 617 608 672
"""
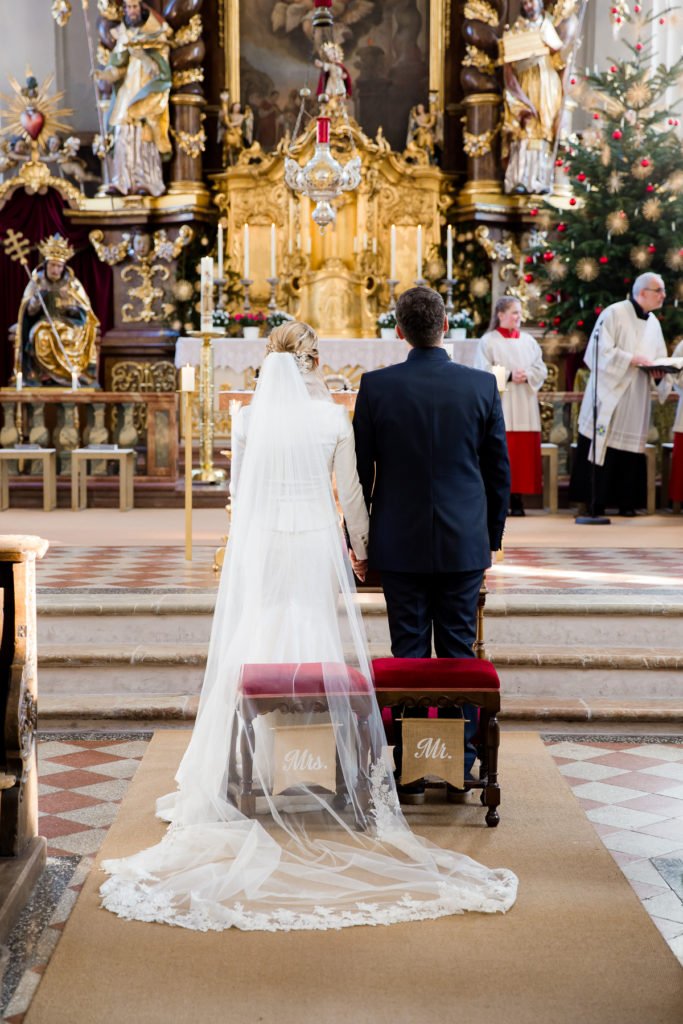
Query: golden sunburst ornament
547 258 568 281
0 72 73 152
607 171 624 194
576 257 599 282
630 245 652 269
665 247 683 271
642 197 662 221
625 81 652 110
663 170 683 194
631 159 652 180
469 276 490 298
606 210 629 235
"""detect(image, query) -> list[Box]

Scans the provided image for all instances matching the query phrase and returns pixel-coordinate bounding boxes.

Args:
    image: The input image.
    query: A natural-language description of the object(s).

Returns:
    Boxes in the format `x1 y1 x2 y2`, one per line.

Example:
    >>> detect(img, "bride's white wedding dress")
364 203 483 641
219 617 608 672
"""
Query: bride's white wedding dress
100 353 517 931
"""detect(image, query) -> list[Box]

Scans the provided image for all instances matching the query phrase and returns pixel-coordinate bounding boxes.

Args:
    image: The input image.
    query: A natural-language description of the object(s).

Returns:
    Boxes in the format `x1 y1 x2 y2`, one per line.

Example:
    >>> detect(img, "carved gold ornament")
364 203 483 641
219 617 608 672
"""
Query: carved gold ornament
170 121 207 159
462 46 496 74
462 124 499 158
38 234 75 263
172 69 205 90
51 0 72 27
172 15 204 49
463 1 499 26
97 0 123 18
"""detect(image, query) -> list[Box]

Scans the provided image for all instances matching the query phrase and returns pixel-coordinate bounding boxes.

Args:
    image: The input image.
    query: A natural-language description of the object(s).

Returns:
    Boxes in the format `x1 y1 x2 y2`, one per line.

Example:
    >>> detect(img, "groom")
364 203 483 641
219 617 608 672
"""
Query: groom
353 286 510 802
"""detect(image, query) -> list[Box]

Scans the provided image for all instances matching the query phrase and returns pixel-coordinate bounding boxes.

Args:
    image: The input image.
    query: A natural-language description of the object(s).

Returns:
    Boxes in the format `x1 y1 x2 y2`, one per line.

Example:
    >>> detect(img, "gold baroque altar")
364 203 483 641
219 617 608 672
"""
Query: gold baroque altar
213 118 453 339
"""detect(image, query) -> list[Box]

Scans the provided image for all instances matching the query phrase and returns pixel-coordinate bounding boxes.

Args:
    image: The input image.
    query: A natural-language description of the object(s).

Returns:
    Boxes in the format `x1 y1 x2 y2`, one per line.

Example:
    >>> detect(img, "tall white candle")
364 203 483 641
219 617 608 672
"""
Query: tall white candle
15 371 23 391
243 223 250 279
180 364 196 392
390 224 396 279
416 224 423 281
200 255 214 330
372 238 377 255
491 364 507 392
447 225 453 279
217 224 224 278
270 223 276 279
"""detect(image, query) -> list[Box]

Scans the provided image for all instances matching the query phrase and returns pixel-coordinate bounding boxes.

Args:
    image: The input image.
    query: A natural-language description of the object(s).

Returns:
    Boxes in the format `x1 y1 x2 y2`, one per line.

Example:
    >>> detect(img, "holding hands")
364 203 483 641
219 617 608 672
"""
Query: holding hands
349 549 368 583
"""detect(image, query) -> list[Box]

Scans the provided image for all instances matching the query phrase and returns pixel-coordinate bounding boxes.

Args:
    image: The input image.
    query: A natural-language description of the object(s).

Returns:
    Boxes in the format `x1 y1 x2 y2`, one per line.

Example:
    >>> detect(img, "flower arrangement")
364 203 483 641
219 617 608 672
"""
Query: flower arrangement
266 310 294 331
233 311 265 326
448 309 474 333
376 310 396 329
212 308 230 331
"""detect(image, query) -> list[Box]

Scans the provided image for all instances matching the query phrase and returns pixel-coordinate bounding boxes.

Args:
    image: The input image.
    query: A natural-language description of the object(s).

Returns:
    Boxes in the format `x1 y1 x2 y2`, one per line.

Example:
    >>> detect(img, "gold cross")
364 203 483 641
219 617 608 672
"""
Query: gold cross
3 229 31 266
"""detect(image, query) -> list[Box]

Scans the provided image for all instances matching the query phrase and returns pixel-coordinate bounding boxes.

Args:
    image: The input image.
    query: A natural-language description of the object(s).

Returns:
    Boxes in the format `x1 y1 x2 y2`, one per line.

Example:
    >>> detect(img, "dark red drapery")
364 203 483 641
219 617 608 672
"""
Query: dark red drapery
0 188 113 386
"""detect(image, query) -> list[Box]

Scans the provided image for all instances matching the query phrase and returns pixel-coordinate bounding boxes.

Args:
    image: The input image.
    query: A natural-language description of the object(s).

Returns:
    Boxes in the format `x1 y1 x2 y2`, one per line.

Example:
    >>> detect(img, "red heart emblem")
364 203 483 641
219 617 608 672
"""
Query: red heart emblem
20 108 45 141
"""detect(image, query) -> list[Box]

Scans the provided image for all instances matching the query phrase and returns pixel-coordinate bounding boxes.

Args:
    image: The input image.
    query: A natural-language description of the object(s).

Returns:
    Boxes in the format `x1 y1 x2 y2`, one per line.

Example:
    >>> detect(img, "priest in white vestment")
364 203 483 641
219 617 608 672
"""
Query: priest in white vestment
477 296 547 515
667 339 683 505
570 273 671 515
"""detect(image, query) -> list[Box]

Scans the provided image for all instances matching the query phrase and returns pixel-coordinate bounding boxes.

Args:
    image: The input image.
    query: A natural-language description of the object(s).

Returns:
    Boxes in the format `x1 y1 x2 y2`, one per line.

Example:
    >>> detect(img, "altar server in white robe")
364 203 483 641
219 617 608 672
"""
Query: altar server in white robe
668 339 683 506
477 296 547 515
570 273 671 516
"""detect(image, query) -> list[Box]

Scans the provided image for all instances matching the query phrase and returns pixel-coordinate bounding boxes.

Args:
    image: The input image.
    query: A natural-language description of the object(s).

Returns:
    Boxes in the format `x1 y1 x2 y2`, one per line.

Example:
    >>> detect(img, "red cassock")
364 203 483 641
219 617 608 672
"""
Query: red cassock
506 431 543 495
669 434 683 502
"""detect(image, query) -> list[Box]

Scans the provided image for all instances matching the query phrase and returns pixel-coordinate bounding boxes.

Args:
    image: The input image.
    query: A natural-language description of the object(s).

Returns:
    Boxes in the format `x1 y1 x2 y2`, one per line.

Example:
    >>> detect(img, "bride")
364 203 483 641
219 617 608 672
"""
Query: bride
100 321 517 931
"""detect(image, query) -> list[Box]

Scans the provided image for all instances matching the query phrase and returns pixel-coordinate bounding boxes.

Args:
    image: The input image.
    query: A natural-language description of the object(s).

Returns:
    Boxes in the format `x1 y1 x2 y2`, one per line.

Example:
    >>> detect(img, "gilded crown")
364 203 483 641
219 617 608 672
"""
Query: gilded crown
37 234 75 264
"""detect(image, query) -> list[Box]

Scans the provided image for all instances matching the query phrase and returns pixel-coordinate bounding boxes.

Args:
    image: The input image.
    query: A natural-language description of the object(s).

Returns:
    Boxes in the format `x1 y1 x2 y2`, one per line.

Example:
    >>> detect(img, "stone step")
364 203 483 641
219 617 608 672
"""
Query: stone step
36 641 683 703
37 593 683 649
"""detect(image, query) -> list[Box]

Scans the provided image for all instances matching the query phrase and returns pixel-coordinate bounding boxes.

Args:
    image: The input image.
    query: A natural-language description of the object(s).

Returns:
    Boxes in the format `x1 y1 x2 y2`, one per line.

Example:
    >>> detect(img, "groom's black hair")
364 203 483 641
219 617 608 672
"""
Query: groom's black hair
395 286 446 348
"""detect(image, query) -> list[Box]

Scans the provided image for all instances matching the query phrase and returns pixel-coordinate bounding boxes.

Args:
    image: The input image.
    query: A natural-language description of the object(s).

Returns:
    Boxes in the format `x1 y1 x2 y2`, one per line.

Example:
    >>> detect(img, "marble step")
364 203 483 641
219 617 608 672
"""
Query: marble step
36 593 683 649
36 641 683 702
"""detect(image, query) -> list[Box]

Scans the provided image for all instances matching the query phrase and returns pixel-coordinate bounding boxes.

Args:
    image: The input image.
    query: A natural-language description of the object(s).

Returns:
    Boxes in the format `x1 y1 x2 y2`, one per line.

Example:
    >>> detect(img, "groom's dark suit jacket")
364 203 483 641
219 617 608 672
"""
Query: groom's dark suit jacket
353 346 510 573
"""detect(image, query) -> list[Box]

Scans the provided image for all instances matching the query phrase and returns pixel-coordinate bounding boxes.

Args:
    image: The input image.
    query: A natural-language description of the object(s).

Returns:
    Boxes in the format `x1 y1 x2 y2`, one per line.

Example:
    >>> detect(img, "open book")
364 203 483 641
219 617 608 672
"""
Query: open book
640 356 683 374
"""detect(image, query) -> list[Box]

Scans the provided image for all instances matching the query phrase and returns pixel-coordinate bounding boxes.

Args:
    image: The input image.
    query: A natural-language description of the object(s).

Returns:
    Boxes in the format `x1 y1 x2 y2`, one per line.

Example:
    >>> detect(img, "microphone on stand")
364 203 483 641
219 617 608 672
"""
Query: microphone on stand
576 317 611 525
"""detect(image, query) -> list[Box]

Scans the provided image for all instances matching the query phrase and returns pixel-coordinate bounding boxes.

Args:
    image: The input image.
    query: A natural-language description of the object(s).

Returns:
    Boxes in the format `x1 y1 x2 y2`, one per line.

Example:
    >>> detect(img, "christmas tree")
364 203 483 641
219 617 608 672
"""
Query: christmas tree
527 4 683 350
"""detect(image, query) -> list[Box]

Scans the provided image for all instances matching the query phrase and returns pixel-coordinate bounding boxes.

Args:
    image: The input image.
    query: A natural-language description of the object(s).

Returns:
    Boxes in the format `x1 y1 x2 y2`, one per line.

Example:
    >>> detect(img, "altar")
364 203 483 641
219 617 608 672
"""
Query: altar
175 337 480 438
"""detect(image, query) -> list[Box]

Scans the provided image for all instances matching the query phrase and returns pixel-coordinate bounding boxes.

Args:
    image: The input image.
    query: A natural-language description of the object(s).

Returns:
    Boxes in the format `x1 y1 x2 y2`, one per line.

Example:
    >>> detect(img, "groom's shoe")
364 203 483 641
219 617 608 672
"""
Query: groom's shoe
397 779 426 805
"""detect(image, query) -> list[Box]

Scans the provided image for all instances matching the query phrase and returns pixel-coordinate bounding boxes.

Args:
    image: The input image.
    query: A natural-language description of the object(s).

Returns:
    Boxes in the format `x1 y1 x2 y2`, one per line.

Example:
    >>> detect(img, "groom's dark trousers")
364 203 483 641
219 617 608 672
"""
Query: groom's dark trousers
353 346 510 778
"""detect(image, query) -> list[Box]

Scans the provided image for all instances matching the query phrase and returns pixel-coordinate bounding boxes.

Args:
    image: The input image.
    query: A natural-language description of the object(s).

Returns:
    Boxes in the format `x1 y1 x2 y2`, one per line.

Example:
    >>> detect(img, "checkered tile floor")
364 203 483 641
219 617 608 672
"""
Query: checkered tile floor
35 546 683 594
2 734 681 1022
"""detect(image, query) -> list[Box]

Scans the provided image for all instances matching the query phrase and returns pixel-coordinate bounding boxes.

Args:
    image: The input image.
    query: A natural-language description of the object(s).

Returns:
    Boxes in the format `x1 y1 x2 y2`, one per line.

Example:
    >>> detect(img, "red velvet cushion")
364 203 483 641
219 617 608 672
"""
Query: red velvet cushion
241 662 372 698
371 657 500 691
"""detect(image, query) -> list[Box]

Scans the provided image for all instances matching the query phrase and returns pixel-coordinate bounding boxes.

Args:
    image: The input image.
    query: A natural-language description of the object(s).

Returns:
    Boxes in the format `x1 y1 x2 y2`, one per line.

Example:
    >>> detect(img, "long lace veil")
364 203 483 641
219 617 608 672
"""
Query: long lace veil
101 353 517 931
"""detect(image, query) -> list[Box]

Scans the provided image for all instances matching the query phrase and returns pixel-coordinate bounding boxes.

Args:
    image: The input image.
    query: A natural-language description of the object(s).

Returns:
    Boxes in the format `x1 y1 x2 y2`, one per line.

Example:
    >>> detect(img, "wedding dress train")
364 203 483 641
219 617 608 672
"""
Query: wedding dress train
100 353 517 931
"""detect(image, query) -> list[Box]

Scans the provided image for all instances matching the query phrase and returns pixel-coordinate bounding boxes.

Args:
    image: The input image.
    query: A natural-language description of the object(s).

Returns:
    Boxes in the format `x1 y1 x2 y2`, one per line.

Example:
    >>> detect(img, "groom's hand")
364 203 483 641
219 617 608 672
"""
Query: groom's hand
349 550 368 582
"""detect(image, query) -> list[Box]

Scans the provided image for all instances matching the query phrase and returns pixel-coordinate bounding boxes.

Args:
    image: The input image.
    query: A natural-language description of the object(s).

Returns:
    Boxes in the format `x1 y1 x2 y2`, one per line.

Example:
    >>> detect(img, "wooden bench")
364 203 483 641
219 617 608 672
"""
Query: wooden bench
371 656 502 827
0 448 57 512
71 448 135 512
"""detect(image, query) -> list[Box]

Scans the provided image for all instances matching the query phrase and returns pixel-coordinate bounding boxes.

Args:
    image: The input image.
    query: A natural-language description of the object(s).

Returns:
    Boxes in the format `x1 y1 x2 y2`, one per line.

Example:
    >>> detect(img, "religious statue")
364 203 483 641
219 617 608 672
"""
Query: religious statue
94 0 173 196
14 234 100 388
405 102 439 164
500 0 570 195
315 42 352 110
218 93 254 165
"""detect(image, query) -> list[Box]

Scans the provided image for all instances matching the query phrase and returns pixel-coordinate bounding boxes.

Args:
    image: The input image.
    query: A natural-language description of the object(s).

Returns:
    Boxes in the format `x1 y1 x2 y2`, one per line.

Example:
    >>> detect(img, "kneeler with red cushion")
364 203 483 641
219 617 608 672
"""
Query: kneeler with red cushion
231 662 375 825
371 657 502 827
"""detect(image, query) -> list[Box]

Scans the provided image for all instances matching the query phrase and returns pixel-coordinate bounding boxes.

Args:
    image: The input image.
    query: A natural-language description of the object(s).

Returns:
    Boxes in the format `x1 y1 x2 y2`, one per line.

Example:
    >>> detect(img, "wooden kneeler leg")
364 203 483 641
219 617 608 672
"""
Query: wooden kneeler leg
240 712 256 817
484 713 501 828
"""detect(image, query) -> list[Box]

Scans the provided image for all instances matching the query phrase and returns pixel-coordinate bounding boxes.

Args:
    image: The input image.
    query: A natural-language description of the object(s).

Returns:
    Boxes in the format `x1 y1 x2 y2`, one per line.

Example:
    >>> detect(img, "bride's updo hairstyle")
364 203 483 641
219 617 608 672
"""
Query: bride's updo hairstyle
265 320 319 372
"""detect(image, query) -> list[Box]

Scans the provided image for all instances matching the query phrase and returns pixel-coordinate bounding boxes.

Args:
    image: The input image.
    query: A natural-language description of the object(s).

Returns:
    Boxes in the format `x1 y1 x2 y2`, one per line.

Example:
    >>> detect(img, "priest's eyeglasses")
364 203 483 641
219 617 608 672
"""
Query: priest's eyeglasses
643 286 665 293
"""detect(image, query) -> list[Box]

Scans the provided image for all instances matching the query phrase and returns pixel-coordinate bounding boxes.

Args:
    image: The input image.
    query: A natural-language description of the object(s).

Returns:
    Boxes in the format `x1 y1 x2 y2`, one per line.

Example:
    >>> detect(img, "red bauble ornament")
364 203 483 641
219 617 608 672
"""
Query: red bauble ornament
612 129 622 140
546 293 555 303
525 255 534 264
659 17 665 23
647 244 656 253
599 256 609 264
641 158 650 167
524 273 534 284
634 4 641 11
636 42 643 51
555 158 564 167
570 76 576 85
543 251 554 262
577 320 585 327
552 316 561 326
557 223 567 232
646 184 655 192
577 172 586 182
530 208 539 216
594 306 603 314
610 65 618 73
569 197 577 206
538 320 547 328
592 113 600 120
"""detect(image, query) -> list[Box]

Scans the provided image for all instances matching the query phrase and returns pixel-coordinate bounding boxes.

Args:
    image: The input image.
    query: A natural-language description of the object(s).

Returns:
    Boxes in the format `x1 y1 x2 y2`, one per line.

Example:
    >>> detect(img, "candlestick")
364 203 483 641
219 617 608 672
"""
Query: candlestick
241 277 253 313
387 278 399 311
442 277 457 315
71 370 79 391
266 276 280 313
491 364 507 393
15 371 22 391
200 255 214 331
390 224 396 280
243 223 250 279
217 223 224 279
189 328 227 485
446 225 453 280
270 223 277 279
416 224 423 282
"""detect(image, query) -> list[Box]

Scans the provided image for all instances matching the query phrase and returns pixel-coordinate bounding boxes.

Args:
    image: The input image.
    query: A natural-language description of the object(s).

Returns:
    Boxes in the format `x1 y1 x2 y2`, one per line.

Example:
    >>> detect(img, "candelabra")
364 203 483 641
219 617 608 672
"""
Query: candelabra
442 277 457 315
189 327 227 485
241 278 253 313
387 279 399 311
414 277 427 287
215 276 226 311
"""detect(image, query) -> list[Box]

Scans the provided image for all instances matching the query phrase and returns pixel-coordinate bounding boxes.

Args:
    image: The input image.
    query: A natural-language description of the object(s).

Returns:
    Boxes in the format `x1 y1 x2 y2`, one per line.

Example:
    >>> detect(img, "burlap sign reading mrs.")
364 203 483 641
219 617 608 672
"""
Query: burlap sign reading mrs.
400 719 465 789
272 724 337 796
